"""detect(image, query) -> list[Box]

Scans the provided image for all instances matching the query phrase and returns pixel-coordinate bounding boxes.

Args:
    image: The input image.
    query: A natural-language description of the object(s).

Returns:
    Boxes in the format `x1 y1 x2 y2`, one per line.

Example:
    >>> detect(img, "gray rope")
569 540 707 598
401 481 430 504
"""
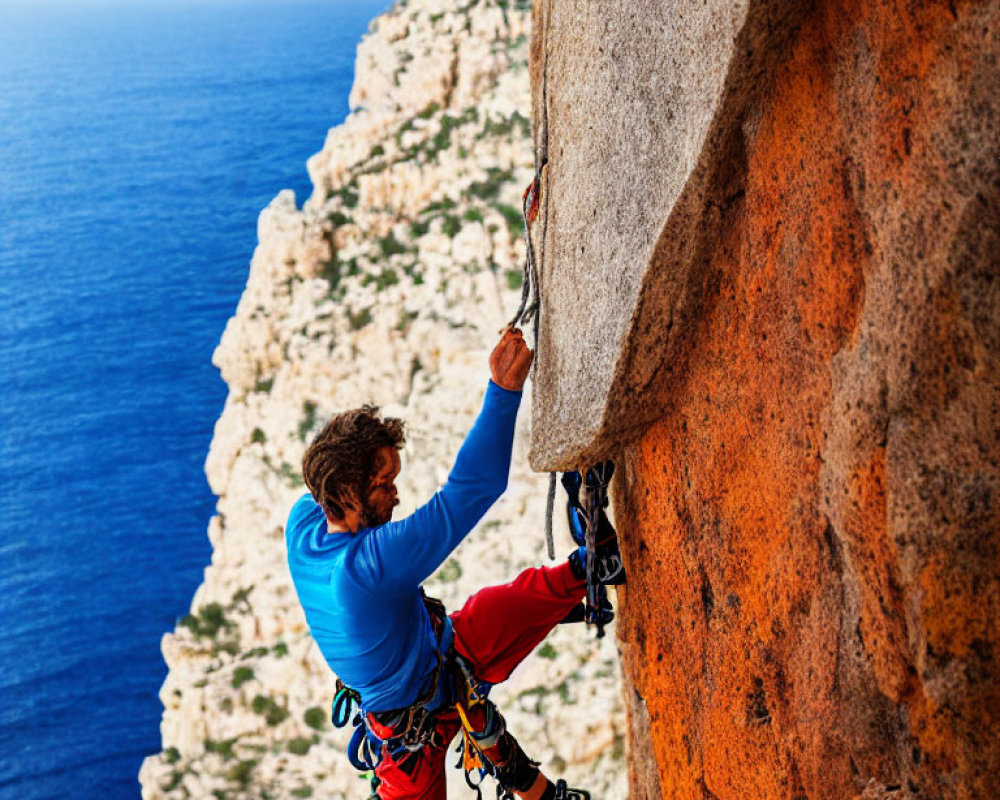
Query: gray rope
506 165 543 334
507 84 551 557
506 166 554 559
544 471 557 560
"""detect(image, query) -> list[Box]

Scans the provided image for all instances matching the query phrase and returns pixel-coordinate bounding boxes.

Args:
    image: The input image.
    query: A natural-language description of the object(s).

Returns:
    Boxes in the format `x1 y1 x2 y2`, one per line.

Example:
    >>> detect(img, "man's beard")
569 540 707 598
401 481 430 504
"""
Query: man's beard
360 499 393 528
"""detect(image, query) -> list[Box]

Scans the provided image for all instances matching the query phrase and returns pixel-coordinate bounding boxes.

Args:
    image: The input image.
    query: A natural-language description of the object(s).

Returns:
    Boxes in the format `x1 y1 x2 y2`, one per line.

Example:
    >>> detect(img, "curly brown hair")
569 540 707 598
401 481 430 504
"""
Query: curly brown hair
302 405 405 519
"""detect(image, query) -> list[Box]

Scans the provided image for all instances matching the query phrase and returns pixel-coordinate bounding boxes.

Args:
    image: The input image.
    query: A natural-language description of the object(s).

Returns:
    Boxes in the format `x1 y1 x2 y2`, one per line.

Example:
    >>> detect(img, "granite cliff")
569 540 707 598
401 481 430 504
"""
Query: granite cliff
527 1 999 799
140 1 626 798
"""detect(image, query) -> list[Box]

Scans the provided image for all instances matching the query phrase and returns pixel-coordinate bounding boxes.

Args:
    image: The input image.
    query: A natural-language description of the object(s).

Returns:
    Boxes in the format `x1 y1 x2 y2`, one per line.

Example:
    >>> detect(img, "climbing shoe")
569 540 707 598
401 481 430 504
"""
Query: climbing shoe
553 779 590 800
557 596 614 626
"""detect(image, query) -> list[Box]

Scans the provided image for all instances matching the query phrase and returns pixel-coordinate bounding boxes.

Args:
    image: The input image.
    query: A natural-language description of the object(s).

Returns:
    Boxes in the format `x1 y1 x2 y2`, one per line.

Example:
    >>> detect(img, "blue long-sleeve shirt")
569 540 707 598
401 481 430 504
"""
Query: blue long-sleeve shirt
285 380 522 712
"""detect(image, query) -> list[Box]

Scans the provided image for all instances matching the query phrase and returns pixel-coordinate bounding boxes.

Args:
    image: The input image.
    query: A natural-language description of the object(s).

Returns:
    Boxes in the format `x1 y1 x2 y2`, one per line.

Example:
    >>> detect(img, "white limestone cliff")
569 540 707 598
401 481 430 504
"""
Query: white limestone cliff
139 1 626 798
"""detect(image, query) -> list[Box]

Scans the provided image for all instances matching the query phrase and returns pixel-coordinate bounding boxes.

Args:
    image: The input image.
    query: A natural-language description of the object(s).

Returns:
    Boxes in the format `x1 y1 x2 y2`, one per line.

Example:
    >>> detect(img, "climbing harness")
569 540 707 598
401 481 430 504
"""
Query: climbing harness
330 591 456 796
451 661 505 800
331 592 551 800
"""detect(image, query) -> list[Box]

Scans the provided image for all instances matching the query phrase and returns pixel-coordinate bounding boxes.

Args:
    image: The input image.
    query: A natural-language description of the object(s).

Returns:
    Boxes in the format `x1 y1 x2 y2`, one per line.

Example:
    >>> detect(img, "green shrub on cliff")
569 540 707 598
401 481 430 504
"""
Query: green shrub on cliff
251 694 290 727
298 401 318 442
377 231 409 257
328 184 359 208
231 666 255 689
465 166 513 203
417 102 439 120
277 461 304 488
287 737 313 755
225 759 257 786
327 209 351 227
435 558 462 583
423 197 456 214
320 256 360 300
480 110 530 140
179 603 232 639
304 706 327 731
205 737 238 760
163 770 184 792
347 307 373 330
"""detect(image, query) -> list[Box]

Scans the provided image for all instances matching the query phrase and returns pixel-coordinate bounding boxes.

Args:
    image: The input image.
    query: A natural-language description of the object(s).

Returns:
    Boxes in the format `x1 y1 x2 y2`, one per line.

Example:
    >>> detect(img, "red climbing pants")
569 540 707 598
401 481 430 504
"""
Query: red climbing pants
371 561 586 800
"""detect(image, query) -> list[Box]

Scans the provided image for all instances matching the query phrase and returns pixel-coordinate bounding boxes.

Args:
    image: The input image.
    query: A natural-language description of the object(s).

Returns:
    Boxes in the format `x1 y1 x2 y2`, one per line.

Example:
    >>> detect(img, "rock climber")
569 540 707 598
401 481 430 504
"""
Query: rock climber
284 327 622 800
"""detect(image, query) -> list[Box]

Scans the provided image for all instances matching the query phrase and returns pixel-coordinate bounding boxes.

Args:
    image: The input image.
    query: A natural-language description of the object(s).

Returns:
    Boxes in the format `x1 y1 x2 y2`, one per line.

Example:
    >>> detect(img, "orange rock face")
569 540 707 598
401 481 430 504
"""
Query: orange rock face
606 2 999 798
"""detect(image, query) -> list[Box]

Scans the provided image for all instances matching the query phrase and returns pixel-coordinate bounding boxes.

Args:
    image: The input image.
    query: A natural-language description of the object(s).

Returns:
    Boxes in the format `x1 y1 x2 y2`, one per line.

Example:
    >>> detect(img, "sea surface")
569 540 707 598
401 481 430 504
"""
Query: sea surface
0 1 386 797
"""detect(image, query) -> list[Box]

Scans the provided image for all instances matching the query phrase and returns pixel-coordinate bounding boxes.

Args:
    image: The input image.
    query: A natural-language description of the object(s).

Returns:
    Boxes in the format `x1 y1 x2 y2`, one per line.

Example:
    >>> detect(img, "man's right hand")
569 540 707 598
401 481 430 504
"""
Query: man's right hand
489 328 533 391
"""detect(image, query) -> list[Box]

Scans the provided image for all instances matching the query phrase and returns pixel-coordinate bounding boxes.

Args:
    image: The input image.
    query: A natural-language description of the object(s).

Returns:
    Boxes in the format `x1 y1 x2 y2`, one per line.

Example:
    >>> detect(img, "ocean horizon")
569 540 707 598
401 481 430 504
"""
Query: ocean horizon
0 1 387 797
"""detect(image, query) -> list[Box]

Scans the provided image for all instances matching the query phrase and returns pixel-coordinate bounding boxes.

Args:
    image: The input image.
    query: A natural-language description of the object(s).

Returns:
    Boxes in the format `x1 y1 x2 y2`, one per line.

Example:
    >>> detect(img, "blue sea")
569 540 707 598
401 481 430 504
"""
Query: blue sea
0 1 387 797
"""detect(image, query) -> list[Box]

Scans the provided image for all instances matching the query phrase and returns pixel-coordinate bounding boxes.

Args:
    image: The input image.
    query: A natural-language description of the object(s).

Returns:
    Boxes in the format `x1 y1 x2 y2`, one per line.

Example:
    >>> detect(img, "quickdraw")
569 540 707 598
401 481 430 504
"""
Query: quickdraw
583 461 613 638
452 652 497 798
564 461 616 639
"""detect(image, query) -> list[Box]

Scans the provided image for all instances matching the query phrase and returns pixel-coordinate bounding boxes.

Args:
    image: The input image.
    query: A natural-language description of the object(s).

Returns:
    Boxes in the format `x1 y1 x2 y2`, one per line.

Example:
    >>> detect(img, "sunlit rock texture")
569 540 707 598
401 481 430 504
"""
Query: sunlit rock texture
529 0 999 798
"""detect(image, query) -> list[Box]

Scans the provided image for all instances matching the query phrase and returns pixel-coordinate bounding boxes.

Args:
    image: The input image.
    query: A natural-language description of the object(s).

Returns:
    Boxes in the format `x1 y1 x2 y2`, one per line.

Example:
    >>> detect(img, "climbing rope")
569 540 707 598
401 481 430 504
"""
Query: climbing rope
507 159 559 562
506 161 545 336
543 471 557 560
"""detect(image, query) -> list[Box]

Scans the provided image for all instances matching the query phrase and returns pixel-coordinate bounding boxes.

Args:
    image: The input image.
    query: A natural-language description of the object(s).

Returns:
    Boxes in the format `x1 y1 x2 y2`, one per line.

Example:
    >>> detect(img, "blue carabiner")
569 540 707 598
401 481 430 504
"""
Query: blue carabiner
332 686 358 729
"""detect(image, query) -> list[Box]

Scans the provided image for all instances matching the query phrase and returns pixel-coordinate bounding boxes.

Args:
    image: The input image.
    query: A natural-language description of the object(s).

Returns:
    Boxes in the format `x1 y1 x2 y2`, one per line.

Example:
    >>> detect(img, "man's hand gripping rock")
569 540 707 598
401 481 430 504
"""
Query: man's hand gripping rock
489 327 533 392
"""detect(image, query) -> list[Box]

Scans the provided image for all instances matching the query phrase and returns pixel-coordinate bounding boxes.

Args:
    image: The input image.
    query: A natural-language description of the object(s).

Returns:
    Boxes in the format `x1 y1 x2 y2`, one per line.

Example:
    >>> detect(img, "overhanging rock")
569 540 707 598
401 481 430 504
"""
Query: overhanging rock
527 0 804 470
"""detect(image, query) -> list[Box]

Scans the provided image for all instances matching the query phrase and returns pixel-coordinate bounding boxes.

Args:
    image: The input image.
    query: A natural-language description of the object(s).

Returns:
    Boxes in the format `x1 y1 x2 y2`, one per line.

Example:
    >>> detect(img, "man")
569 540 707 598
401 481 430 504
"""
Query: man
285 328 620 800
